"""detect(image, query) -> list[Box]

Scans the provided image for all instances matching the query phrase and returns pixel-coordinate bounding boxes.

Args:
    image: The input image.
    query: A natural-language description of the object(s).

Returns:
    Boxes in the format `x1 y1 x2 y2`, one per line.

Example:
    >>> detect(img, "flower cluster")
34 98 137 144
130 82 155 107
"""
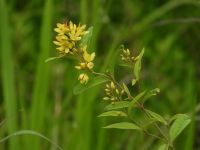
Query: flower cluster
53 21 88 56
103 82 124 102
120 48 135 64
75 46 95 70
53 21 95 84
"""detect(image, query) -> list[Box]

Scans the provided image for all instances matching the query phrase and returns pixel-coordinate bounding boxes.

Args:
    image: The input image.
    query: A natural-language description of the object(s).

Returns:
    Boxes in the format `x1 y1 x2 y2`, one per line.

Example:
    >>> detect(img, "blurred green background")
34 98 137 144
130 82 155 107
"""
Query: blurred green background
0 0 200 149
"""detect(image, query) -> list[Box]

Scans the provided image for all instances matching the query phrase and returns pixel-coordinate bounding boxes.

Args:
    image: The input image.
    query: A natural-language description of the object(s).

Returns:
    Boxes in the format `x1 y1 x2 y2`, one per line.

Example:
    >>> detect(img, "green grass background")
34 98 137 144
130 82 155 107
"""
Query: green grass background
0 0 200 149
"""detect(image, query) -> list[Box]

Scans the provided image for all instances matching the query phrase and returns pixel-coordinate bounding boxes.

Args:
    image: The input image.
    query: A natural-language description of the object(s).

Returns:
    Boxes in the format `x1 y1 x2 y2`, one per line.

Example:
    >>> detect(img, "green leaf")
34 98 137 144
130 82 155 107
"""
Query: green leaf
119 63 131 68
79 26 93 48
107 46 122 74
145 109 167 125
98 111 127 117
122 83 131 96
105 101 130 110
169 114 191 141
131 79 137 86
142 88 160 103
169 114 189 124
134 48 144 80
128 91 146 114
158 144 168 150
73 76 108 95
103 122 141 130
45 56 63 62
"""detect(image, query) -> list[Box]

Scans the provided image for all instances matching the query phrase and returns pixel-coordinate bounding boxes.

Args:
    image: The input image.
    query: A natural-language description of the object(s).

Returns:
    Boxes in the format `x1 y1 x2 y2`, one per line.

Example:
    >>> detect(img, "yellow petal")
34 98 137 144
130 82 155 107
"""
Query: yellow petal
90 53 95 61
65 48 69 53
69 21 73 29
53 41 61 46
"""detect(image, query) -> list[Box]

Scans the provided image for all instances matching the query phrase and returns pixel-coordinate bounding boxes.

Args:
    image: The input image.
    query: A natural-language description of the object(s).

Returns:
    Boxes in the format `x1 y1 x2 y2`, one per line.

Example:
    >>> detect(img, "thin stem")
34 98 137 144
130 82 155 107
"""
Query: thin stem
119 83 169 142
127 106 166 143
143 130 166 142
90 70 169 143
91 70 109 79
140 105 169 141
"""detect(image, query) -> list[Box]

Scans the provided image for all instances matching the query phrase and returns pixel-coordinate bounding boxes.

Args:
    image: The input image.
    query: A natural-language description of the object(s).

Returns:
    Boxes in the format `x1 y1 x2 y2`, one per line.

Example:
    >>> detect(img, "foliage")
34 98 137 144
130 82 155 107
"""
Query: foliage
0 0 199 150
48 21 191 149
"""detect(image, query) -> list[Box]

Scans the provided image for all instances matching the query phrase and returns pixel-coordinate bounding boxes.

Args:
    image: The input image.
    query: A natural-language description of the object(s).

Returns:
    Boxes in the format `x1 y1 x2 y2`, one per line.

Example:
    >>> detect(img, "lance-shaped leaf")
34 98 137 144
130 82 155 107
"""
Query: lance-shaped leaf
98 111 127 117
134 48 144 80
169 114 189 124
79 26 93 48
45 56 63 62
122 83 131 96
145 109 167 125
169 114 191 141
103 122 141 130
73 76 108 95
105 101 130 110
107 45 122 74
142 88 160 103
158 144 168 150
131 79 137 86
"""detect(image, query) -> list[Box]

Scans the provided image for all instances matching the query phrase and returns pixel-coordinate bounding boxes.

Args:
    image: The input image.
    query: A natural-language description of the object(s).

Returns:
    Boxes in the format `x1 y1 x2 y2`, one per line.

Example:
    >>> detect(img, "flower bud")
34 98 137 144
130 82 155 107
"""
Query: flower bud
78 73 89 84
103 97 109 100
110 82 115 89
87 62 94 69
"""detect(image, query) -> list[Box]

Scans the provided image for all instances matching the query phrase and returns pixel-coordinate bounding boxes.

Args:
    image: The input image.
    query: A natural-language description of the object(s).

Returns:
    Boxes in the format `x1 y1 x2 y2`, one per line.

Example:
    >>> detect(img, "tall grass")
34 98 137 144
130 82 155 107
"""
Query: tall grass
0 0 199 149
0 0 20 150
29 0 53 149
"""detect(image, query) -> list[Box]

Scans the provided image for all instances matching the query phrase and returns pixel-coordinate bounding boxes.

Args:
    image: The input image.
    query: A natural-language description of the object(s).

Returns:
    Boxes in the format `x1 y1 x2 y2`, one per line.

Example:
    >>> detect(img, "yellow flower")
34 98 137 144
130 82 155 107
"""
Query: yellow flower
68 21 88 41
54 23 69 35
74 46 95 70
86 62 94 69
81 46 95 62
78 73 89 84
53 21 88 56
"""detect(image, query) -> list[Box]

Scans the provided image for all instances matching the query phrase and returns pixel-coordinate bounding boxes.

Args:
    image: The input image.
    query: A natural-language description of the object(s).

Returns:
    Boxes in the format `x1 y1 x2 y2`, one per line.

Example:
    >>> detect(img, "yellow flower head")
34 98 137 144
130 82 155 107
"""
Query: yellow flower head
53 21 88 56
78 73 89 84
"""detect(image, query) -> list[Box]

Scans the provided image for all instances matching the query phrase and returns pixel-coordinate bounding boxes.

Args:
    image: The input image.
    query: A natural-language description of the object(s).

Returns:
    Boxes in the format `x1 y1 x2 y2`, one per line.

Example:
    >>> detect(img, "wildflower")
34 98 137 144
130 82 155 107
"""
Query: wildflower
103 82 124 101
53 21 95 84
78 73 89 84
82 46 95 62
75 46 95 70
68 21 88 41
53 21 88 56
120 48 134 64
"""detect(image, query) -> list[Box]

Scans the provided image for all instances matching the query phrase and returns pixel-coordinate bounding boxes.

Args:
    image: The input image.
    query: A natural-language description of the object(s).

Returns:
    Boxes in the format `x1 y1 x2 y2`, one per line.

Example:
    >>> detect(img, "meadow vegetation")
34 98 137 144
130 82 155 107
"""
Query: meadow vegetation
0 0 200 150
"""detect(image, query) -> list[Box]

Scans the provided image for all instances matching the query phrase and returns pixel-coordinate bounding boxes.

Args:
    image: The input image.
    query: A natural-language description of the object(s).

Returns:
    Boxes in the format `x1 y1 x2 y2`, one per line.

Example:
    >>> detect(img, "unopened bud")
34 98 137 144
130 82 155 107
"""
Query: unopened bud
80 62 86 68
126 49 130 55
121 90 125 95
75 66 81 70
87 62 94 69
115 89 119 94
103 97 109 100
78 73 89 84
110 82 115 89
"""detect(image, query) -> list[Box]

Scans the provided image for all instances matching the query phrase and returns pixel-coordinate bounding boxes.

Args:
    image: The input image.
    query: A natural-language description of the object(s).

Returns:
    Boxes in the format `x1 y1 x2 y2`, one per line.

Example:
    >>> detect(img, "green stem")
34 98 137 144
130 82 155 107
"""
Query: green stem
90 70 169 143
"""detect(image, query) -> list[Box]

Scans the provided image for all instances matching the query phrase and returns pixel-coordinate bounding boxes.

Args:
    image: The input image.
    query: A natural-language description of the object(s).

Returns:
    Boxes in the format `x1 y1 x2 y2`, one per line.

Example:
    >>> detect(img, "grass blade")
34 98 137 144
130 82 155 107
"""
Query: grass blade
0 0 20 150
30 0 53 149
0 130 63 150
